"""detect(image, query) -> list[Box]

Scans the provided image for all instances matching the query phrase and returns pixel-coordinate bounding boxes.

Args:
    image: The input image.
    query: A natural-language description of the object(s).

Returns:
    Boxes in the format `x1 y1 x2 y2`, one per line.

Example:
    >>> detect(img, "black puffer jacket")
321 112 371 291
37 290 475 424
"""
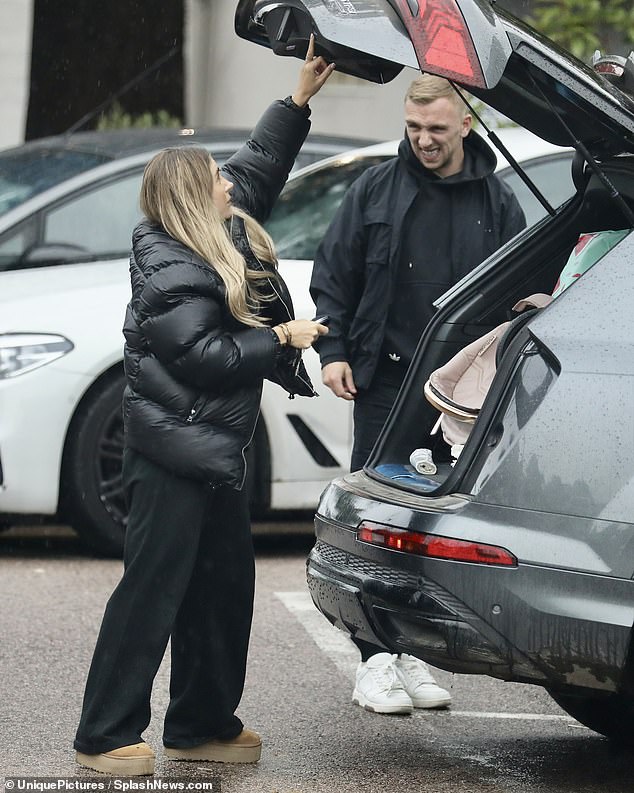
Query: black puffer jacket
122 99 314 488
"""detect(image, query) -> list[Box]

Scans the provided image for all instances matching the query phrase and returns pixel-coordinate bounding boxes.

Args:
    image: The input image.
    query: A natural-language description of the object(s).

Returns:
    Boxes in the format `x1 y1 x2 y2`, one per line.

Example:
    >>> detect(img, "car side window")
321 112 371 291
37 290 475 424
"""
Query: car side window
0 216 39 271
43 170 144 258
498 153 575 227
266 156 387 260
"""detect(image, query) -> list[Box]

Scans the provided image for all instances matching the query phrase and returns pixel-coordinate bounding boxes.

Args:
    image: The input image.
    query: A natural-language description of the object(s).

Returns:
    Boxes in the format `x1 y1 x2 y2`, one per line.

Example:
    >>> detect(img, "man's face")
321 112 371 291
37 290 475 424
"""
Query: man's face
404 96 472 178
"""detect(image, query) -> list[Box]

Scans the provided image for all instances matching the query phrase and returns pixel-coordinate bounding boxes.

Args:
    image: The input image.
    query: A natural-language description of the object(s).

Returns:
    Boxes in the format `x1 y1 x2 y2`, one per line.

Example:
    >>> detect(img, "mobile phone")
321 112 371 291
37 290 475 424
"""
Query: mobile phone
312 314 330 324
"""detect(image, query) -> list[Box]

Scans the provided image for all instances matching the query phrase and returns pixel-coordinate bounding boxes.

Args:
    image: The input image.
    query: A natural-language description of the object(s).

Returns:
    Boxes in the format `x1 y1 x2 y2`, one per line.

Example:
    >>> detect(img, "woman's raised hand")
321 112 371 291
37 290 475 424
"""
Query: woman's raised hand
291 34 336 108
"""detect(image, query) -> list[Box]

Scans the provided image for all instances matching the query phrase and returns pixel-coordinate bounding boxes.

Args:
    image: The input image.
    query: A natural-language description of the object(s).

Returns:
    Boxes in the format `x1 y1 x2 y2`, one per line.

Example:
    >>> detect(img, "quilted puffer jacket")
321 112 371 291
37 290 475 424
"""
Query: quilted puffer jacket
122 99 315 488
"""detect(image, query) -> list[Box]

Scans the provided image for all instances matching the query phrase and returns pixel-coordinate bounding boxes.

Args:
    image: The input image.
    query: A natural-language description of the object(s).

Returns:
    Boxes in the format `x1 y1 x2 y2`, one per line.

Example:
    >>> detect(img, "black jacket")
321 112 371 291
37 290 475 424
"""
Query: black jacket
310 131 526 389
122 99 314 488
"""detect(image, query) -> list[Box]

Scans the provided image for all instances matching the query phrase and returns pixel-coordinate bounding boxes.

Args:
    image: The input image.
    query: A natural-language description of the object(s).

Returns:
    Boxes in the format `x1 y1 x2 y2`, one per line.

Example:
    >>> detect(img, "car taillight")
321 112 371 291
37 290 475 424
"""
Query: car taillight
392 0 485 87
357 521 517 566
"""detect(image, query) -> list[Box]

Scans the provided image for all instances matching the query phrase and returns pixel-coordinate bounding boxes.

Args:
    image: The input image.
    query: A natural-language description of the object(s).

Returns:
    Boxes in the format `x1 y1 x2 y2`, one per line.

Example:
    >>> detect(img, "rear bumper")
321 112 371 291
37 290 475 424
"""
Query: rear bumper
307 476 634 692
307 530 532 680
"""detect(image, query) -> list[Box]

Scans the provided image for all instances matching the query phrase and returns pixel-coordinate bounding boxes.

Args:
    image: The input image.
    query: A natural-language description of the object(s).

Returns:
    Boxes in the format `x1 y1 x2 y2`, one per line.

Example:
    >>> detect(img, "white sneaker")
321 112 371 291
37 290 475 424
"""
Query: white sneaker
395 654 452 709
352 652 414 714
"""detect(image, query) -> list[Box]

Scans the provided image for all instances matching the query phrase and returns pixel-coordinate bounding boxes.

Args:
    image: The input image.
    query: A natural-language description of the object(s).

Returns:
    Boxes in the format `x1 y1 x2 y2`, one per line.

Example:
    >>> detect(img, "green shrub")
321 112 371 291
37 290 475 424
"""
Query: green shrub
526 0 634 62
96 101 181 130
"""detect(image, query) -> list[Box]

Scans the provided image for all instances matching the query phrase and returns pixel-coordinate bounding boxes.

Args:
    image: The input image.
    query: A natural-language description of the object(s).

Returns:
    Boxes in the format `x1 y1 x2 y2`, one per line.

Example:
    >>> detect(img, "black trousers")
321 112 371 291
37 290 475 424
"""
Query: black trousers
351 361 405 660
74 448 255 755
351 360 405 473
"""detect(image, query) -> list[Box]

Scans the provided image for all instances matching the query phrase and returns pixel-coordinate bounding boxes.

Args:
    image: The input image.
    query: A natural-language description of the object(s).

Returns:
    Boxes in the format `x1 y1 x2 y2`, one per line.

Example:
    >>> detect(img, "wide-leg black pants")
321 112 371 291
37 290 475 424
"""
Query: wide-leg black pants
74 448 255 755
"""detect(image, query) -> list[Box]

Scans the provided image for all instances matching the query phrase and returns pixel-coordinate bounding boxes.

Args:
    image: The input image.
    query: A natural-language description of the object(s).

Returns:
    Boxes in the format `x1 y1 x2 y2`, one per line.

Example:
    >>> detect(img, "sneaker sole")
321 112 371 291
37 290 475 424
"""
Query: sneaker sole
75 751 155 776
164 743 262 764
411 697 452 709
352 689 413 715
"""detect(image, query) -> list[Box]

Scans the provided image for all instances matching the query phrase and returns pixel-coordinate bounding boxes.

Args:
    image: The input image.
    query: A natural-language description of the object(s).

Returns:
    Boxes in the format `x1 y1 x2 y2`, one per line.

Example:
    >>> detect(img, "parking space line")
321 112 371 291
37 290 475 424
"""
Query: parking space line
274 590 359 674
445 711 571 721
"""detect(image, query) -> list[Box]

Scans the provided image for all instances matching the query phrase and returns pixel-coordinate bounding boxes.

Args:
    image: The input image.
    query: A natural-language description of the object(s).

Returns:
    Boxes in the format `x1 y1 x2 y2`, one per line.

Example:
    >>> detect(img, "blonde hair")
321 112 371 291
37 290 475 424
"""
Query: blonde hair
140 147 276 327
405 74 467 117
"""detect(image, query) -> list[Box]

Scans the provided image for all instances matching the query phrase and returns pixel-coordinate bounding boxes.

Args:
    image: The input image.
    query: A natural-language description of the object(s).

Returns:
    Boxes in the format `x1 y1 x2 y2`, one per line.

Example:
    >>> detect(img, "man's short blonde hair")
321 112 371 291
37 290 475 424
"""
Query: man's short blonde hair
405 74 466 116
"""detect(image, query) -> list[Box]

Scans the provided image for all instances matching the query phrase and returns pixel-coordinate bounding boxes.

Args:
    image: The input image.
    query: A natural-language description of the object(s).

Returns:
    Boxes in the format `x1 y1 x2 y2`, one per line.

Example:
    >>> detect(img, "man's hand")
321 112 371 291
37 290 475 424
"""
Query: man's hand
292 34 336 107
322 361 357 401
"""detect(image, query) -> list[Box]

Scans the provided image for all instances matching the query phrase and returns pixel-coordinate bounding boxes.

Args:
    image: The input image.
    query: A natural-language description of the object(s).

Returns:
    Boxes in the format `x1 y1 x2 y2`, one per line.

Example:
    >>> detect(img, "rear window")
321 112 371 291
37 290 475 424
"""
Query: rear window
0 148 110 216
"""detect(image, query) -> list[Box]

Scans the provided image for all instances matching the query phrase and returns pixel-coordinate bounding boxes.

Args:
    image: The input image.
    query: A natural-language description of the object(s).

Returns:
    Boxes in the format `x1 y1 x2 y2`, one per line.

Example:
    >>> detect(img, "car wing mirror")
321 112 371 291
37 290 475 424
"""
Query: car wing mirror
21 242 93 267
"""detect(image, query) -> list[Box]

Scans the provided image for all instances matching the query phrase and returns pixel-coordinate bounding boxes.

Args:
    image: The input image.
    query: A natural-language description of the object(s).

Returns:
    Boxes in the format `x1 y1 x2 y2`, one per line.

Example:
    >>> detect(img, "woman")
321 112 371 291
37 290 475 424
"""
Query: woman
74 38 334 776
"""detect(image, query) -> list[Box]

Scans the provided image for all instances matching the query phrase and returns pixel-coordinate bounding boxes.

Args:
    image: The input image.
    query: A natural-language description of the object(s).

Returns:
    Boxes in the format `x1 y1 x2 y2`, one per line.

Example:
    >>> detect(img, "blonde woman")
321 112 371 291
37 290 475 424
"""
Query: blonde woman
74 38 333 776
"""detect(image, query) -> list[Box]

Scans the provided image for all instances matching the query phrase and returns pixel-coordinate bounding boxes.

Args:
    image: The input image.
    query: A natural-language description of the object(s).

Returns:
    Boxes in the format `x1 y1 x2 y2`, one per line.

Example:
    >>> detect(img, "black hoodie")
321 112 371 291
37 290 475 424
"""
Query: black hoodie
310 130 526 388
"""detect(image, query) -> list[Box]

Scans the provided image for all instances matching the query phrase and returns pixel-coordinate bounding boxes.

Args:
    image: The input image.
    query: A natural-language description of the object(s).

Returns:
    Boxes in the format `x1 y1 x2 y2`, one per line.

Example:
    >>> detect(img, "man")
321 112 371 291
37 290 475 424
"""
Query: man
310 74 526 715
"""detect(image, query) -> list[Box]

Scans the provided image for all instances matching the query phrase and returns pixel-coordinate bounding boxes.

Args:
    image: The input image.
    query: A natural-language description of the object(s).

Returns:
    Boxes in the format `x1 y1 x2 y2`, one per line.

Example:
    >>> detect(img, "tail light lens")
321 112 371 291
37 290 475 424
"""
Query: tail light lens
357 521 517 566
392 0 484 87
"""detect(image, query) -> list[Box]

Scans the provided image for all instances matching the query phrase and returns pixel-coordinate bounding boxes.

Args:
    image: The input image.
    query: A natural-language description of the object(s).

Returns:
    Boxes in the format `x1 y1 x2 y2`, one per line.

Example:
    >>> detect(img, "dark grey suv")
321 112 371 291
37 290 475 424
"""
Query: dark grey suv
237 0 634 742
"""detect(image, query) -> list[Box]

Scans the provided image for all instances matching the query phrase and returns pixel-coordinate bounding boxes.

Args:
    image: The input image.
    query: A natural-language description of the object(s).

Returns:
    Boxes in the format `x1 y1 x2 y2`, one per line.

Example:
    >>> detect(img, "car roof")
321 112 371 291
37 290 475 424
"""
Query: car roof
0 127 378 161
0 126 379 223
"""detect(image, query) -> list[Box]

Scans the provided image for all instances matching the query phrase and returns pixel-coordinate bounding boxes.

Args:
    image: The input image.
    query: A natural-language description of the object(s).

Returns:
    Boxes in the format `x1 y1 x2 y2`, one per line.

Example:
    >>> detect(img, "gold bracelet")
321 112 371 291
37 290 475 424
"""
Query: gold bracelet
279 322 292 346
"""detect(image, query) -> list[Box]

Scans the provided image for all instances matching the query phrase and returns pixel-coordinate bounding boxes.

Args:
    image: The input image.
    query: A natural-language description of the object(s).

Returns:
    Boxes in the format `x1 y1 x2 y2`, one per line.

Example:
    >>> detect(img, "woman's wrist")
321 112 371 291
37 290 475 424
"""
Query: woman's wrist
283 95 311 117
273 323 292 346
291 91 310 108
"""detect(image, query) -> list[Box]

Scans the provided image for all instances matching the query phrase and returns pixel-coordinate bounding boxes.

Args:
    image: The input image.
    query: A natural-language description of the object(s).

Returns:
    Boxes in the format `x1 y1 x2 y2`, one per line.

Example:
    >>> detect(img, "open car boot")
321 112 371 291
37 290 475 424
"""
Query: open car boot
369 217 633 494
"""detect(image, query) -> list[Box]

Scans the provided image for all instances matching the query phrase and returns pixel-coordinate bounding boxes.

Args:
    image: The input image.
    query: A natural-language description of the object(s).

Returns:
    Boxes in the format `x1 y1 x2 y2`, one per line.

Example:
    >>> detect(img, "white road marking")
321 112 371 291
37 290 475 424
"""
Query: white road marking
275 590 359 674
275 590 577 724
447 711 570 721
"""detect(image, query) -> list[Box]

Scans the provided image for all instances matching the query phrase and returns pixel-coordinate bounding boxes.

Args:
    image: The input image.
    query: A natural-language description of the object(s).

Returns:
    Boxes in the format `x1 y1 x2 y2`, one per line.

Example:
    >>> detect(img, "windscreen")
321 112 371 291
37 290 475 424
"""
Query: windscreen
0 148 110 216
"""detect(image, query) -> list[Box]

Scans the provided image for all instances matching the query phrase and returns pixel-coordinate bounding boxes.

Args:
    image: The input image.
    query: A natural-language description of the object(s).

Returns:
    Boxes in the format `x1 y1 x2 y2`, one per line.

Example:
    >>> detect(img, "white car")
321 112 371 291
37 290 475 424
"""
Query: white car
0 127 573 554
